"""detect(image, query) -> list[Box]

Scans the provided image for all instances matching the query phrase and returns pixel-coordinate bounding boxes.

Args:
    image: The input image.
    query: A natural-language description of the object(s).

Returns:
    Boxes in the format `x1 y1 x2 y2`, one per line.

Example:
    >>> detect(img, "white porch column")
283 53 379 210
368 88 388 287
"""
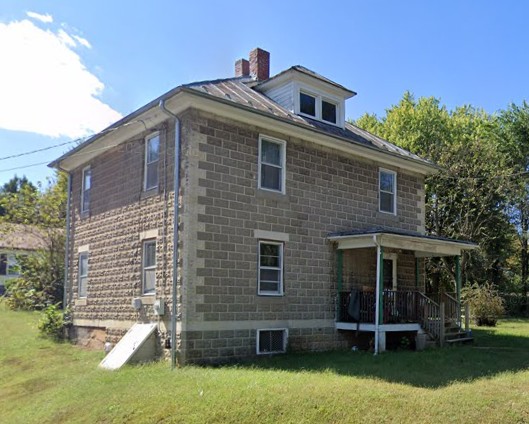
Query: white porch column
374 242 384 354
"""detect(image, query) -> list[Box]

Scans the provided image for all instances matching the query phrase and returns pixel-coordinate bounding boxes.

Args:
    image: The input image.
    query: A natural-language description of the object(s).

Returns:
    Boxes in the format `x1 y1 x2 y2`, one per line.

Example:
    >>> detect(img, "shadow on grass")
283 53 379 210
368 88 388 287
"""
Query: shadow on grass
239 325 529 389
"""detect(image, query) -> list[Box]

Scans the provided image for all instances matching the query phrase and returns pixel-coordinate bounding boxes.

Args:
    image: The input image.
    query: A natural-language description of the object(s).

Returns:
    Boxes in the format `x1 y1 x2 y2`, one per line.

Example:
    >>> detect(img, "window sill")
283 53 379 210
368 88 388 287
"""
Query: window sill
75 298 87 306
256 189 289 203
376 211 399 221
140 295 156 304
256 294 287 304
140 188 159 200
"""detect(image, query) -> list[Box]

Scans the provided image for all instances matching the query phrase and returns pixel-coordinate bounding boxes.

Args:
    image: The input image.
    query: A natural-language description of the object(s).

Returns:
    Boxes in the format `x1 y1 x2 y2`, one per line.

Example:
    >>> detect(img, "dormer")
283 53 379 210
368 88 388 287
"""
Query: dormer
255 65 356 129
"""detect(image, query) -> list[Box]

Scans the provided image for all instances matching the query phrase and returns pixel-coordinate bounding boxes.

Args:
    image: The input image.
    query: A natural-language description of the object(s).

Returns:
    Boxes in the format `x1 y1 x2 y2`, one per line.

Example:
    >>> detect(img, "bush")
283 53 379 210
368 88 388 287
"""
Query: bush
38 304 70 340
462 282 505 326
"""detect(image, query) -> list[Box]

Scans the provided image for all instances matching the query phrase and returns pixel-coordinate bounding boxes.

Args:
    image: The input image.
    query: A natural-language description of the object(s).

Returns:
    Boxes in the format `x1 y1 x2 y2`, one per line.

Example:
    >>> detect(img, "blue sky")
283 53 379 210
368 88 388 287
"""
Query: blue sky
1 0 528 186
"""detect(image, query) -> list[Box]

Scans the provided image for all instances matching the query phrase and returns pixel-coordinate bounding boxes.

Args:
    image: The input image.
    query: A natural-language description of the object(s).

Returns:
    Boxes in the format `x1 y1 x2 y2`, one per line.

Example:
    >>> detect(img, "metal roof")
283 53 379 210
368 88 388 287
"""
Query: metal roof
185 78 430 165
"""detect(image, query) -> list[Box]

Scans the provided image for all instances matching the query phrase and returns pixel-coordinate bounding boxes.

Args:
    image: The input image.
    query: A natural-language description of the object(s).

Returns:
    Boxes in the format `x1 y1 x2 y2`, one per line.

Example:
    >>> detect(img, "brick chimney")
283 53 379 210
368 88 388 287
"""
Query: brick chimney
249 48 270 81
235 58 250 77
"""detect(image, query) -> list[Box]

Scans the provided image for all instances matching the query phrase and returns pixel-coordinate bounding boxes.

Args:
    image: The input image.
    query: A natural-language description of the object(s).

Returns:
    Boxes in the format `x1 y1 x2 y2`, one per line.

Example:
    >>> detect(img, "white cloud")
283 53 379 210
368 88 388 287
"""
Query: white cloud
0 19 122 138
73 35 91 49
26 11 53 24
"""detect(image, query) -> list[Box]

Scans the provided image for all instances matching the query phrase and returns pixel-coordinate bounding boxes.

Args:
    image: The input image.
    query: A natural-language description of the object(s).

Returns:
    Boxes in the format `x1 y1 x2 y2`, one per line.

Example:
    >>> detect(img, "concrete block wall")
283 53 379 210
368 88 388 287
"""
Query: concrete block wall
177 109 425 363
67 121 177 347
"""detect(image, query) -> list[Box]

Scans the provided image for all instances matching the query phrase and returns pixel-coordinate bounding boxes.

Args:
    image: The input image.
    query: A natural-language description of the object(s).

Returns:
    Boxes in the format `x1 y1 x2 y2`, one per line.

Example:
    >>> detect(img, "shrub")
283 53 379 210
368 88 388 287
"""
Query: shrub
38 304 70 341
462 282 505 326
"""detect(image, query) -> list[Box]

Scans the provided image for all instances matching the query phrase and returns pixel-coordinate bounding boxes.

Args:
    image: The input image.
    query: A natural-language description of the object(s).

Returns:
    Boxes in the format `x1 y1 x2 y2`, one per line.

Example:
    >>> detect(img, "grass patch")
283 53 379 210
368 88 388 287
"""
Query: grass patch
1 305 529 423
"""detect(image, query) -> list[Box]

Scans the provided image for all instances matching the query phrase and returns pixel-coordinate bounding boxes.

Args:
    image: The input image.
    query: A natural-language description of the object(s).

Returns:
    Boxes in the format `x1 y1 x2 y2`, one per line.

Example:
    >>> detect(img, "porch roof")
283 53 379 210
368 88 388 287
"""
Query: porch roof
327 228 477 257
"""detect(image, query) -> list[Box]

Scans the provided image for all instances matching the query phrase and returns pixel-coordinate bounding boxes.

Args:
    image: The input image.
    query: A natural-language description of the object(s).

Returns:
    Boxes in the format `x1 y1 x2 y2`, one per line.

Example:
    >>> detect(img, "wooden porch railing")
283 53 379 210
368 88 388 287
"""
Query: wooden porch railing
338 290 421 325
417 292 441 341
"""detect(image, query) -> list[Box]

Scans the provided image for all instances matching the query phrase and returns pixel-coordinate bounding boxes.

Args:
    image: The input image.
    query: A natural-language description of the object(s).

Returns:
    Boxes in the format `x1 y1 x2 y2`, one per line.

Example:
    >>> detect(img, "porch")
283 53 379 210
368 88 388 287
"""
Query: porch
328 229 477 353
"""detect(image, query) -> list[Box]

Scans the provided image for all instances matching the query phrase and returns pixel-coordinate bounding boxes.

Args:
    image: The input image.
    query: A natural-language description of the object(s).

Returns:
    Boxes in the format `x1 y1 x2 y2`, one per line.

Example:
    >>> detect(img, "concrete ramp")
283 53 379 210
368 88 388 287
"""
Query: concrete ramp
99 323 157 370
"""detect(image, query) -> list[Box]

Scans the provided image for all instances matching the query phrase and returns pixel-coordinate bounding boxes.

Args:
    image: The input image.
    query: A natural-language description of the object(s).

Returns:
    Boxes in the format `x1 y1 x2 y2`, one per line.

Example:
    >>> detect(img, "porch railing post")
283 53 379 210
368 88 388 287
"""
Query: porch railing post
336 249 343 322
440 301 446 347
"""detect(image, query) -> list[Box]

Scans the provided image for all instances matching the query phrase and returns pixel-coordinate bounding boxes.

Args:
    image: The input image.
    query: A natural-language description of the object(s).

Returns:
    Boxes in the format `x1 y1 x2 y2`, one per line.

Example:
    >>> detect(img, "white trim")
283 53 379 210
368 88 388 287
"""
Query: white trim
139 229 159 240
254 230 289 242
335 322 421 332
296 83 344 128
77 244 90 253
258 240 284 296
56 91 437 176
81 166 91 214
256 328 288 354
142 239 156 295
143 132 160 191
258 135 286 194
379 168 397 215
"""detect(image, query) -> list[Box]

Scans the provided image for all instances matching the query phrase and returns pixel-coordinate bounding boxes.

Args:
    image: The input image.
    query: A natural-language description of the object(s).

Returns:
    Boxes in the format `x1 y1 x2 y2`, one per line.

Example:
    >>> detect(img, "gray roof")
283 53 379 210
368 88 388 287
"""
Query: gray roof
327 228 477 247
185 77 429 164
255 65 357 96
0 224 50 251
51 72 434 170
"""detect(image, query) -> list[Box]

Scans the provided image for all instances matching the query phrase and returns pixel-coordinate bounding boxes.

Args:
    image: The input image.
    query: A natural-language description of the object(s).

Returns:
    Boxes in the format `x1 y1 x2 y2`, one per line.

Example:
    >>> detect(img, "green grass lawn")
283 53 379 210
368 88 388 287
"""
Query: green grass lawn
1 306 529 424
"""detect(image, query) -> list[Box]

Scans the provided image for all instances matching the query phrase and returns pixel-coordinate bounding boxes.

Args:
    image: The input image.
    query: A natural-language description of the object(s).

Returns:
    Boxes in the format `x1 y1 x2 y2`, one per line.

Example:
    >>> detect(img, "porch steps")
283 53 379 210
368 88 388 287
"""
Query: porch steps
444 326 473 345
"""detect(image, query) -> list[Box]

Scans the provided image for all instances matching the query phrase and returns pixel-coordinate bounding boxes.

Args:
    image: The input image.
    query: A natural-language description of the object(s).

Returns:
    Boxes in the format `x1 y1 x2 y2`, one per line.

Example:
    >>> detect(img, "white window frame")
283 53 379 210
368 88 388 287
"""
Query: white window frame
295 85 343 127
379 168 397 215
258 240 284 296
142 239 157 295
258 135 286 194
6 253 21 276
81 166 91 214
144 132 160 191
256 328 288 354
78 252 88 298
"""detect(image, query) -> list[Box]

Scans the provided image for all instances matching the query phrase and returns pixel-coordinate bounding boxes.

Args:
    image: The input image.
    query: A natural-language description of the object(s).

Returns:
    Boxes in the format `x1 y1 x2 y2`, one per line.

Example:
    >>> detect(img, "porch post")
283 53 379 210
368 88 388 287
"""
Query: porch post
336 249 343 322
455 255 462 326
375 244 384 354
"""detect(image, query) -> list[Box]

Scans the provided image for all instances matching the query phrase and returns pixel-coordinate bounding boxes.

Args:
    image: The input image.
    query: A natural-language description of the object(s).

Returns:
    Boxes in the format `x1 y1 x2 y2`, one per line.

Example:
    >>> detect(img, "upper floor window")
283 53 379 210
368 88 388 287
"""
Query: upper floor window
81 167 91 214
298 91 338 125
142 240 156 295
144 133 160 191
258 241 283 296
78 252 88 298
379 169 397 215
258 135 286 193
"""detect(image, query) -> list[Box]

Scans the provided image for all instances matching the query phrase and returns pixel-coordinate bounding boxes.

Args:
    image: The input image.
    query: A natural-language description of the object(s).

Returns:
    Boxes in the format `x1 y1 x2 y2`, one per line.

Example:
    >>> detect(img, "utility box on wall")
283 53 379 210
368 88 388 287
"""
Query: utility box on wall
153 299 165 316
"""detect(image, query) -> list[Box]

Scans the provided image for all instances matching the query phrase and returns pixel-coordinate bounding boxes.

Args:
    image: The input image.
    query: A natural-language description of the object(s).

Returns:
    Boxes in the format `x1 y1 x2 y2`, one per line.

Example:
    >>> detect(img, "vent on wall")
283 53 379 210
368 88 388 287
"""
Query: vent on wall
257 328 288 354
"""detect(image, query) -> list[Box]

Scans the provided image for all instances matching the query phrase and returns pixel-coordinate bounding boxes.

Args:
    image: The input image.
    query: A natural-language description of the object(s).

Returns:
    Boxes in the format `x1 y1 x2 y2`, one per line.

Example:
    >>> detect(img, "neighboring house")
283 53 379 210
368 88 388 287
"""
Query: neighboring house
50 48 476 364
0 223 48 295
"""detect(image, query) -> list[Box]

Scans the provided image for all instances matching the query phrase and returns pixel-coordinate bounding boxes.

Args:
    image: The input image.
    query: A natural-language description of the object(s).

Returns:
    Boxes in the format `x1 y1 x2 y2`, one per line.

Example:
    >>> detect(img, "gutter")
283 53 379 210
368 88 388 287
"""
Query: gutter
158 100 181 370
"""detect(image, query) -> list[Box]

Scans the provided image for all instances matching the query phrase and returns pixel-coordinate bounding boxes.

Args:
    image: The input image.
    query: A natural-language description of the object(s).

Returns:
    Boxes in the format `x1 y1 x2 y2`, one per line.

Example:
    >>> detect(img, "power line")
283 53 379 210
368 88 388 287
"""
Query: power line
0 139 81 161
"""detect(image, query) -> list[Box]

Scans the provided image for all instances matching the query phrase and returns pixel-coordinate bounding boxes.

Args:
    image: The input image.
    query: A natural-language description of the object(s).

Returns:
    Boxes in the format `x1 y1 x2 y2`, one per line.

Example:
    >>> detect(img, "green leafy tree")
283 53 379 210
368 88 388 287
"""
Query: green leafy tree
355 93 516 291
498 102 529 301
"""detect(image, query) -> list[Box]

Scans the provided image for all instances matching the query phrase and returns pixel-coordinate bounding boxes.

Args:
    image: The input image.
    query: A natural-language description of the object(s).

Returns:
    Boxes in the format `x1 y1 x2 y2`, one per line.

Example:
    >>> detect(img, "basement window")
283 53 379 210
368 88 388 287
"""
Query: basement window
257 329 288 354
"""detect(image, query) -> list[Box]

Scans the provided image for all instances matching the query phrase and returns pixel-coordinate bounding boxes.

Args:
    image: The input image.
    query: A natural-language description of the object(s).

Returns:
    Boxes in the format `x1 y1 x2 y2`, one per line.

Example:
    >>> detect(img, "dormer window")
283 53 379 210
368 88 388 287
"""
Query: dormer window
298 91 340 126
300 92 316 117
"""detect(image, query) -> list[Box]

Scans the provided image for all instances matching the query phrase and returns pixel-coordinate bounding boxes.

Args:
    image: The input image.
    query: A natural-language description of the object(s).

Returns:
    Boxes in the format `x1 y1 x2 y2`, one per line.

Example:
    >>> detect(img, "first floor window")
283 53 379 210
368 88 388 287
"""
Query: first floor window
379 169 396 214
144 133 160 191
259 136 286 193
258 241 283 295
0 254 6 276
142 240 156 294
78 252 88 298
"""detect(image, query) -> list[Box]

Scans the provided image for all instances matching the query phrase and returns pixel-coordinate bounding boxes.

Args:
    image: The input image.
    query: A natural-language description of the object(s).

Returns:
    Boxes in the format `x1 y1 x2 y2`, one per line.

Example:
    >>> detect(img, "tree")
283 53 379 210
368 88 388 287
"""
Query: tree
355 93 516 291
0 175 38 218
2 171 67 310
498 102 529 301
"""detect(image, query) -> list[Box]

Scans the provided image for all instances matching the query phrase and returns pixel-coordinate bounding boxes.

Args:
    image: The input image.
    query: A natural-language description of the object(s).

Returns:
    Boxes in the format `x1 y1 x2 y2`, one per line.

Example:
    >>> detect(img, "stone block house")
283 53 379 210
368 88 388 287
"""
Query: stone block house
51 48 475 364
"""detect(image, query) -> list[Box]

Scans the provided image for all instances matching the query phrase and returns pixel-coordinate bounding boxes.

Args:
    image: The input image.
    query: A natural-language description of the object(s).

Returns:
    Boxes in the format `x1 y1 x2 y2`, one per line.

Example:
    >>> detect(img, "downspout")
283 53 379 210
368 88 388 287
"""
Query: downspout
159 100 181 370
63 172 72 309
